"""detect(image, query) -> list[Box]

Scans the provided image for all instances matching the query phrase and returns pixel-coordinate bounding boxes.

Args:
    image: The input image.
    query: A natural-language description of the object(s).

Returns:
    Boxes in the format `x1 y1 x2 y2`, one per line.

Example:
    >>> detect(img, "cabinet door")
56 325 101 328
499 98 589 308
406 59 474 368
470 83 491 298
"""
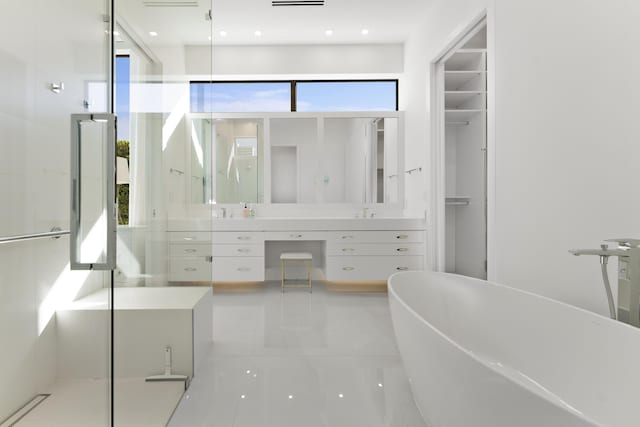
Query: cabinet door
212 232 264 244
212 257 264 281
326 256 424 281
329 230 425 243
169 258 212 282
327 243 424 256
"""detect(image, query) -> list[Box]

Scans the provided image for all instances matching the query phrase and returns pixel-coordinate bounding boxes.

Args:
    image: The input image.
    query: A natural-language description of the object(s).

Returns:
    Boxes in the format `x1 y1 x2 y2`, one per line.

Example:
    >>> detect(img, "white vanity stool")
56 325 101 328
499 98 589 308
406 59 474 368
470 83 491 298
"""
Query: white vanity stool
280 252 312 293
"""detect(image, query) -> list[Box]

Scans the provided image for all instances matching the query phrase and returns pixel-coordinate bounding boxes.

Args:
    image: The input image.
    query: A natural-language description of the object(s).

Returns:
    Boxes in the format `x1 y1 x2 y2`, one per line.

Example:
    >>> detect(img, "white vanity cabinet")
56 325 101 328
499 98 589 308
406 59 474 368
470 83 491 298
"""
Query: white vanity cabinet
168 218 426 282
168 232 213 282
211 232 265 282
326 230 425 281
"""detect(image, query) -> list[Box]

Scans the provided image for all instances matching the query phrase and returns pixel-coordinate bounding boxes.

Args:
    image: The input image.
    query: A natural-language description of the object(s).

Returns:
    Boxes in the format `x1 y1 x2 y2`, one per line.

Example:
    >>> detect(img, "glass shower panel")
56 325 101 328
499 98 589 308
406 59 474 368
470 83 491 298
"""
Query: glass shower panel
113 1 214 424
0 0 111 425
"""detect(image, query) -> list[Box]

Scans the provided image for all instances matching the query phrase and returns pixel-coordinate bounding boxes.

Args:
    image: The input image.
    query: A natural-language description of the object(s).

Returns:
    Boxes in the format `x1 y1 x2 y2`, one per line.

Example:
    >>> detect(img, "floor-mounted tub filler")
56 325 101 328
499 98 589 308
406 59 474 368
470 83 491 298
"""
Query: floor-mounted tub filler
388 271 640 427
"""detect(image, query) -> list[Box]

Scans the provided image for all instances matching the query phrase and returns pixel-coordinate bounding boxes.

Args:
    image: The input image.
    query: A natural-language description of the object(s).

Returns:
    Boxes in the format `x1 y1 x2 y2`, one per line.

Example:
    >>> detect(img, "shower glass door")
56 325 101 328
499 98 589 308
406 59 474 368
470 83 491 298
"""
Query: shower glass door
112 1 213 424
0 0 112 425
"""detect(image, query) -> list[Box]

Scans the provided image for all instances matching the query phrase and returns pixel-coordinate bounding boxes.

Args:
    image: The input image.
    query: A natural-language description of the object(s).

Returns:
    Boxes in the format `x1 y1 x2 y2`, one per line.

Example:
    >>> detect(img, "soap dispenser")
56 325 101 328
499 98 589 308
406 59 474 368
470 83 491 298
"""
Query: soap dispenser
242 203 249 218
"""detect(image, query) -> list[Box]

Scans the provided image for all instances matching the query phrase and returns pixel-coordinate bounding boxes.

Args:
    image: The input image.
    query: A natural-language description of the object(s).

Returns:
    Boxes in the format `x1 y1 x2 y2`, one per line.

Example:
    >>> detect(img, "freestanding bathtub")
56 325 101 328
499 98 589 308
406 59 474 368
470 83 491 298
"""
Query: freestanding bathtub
388 271 640 427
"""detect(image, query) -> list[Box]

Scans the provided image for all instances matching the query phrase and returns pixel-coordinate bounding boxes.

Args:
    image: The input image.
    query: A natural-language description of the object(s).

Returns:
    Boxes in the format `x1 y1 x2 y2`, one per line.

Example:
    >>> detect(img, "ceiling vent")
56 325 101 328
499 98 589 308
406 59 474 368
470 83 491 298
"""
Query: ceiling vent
143 1 199 7
272 0 324 6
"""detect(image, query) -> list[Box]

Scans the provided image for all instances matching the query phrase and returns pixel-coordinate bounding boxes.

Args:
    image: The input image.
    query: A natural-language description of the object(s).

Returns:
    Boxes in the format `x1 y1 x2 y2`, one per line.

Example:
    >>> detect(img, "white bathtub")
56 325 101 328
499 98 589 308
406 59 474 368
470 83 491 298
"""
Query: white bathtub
388 271 640 427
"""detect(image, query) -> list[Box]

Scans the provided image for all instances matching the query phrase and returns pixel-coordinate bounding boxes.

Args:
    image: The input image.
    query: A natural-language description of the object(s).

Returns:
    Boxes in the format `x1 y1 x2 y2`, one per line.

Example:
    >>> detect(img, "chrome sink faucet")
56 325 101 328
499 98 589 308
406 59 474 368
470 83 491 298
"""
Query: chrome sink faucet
570 239 640 326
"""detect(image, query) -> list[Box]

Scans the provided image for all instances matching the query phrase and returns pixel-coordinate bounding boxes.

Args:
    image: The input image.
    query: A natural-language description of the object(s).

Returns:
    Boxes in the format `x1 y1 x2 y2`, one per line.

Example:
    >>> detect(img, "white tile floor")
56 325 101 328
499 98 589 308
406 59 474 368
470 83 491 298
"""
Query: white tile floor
168 282 426 427
15 378 184 427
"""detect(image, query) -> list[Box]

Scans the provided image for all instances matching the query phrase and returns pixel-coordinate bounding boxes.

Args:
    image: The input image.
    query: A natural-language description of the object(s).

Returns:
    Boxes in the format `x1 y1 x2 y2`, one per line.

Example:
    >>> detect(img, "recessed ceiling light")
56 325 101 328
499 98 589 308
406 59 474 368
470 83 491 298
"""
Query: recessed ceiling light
288 394 293 399
254 30 262 37
338 393 344 398
361 29 369 35
325 29 333 36
219 30 227 37
149 31 158 36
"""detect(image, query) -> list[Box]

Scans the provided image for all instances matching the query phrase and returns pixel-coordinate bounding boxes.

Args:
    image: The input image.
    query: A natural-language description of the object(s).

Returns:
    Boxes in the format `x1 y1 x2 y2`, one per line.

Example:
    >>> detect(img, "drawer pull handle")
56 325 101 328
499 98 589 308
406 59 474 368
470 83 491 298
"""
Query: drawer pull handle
342 267 355 271
341 235 355 239
183 237 195 241
184 267 197 272
396 267 409 271
396 248 409 252
237 248 251 253
185 249 197 253
237 267 251 272
396 235 409 239
290 234 303 238
237 236 251 240
205 256 213 262
341 248 355 252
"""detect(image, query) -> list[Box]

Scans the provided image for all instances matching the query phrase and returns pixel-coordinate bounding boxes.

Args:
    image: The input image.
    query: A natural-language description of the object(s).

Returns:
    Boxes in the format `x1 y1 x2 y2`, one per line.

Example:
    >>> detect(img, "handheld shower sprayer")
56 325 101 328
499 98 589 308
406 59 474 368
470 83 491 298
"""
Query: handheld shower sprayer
570 239 640 326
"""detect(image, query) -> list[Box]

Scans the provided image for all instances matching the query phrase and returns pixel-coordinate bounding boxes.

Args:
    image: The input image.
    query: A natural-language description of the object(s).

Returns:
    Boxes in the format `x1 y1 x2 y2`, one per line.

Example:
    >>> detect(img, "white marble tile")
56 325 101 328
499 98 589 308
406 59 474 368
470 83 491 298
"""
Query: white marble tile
15 378 184 427
169 282 426 427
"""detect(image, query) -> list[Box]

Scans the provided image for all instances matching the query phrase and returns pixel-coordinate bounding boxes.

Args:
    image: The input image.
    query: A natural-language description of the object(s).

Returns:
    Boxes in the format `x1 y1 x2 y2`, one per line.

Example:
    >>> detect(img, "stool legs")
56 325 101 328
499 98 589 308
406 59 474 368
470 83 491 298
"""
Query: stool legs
281 259 313 293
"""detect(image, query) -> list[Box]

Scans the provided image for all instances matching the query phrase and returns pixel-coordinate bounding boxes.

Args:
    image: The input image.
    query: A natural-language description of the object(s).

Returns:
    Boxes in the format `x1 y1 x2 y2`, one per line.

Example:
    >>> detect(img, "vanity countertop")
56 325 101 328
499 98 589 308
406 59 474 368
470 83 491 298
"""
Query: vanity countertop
168 217 426 232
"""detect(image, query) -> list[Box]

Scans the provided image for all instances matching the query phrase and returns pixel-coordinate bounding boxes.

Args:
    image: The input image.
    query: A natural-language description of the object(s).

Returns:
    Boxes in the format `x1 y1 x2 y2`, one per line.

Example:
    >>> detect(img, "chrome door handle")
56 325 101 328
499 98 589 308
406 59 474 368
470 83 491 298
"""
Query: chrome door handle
237 236 251 240
341 235 355 239
341 248 355 252
342 266 355 271
184 267 197 272
396 235 409 240
396 248 409 252
237 267 251 272
185 249 197 253
237 248 251 253
70 113 116 271
396 267 409 271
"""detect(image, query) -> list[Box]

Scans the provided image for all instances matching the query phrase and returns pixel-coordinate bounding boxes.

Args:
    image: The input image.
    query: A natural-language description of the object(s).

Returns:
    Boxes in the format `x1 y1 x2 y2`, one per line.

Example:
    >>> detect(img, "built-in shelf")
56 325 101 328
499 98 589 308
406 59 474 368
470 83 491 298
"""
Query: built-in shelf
445 109 484 122
444 71 485 90
445 91 485 109
445 196 470 206
445 49 487 71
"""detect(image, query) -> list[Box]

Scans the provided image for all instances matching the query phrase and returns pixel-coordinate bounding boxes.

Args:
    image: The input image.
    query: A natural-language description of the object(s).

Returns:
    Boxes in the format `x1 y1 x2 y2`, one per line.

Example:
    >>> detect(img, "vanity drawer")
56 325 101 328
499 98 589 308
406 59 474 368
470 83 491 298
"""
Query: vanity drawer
168 232 212 243
329 230 424 244
212 257 264 281
327 243 424 256
212 244 264 257
326 256 424 281
169 243 212 257
169 258 212 282
212 232 265 244
264 231 326 241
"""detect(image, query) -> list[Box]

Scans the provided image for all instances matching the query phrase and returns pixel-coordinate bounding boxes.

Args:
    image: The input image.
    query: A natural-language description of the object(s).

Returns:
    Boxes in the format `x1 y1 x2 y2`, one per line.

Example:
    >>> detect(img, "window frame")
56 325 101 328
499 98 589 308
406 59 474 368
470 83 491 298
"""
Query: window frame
189 79 399 112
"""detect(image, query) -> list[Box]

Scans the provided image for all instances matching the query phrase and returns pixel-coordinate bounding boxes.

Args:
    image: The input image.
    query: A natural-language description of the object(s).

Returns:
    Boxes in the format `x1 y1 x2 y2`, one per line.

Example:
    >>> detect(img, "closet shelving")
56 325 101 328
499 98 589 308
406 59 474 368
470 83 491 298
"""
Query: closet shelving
439 21 488 280
444 49 486 126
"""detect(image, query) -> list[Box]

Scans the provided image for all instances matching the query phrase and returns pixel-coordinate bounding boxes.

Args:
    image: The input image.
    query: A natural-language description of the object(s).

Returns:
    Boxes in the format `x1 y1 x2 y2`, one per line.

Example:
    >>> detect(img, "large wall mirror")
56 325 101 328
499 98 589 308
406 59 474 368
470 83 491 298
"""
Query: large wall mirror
190 117 264 205
187 113 402 206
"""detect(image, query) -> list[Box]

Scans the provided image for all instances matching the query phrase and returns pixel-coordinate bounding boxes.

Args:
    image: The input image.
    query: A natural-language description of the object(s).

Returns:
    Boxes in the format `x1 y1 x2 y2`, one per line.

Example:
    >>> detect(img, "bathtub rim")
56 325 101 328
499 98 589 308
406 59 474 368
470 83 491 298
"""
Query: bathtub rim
387 270 618 427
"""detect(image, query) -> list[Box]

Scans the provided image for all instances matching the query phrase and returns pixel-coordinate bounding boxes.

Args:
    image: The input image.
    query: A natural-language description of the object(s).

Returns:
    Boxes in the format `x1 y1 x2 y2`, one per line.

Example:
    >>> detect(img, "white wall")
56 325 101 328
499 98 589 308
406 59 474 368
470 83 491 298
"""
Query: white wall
186 44 403 76
403 0 640 315
0 0 109 419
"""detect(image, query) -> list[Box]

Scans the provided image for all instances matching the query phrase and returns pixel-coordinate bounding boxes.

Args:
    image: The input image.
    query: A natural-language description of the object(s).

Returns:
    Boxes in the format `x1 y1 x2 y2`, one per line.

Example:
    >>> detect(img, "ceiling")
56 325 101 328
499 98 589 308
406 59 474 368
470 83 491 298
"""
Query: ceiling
117 0 433 46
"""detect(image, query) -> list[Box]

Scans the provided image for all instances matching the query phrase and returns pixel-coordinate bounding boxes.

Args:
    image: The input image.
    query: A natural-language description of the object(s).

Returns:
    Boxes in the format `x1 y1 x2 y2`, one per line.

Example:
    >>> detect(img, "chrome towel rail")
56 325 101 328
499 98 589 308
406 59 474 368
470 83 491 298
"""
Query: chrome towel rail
0 227 70 244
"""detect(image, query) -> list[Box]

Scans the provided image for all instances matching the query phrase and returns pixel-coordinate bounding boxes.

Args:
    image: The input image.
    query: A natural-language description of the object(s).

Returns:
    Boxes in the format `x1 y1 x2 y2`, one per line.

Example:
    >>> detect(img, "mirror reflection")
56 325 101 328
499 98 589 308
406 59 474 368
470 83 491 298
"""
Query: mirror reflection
188 115 399 205
190 118 263 204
